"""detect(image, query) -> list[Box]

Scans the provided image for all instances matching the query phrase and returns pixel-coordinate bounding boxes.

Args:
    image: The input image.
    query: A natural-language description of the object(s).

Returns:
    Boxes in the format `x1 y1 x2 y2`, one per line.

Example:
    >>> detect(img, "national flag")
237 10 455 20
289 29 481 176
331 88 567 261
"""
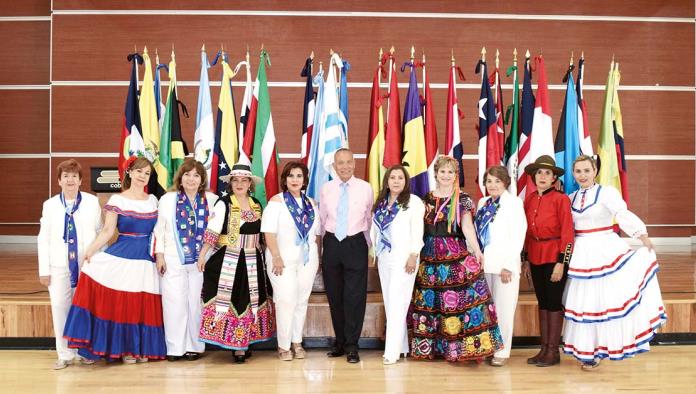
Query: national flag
194 46 216 188
529 56 555 164
250 49 279 207
492 65 506 165
445 61 464 186
401 60 428 197
159 51 189 188
383 53 402 168
306 69 326 200
139 47 166 197
212 55 239 195
239 56 257 166
300 57 315 165
597 61 629 204
517 53 536 199
365 60 385 200
577 56 594 156
321 53 347 178
554 64 581 195
475 58 498 196
119 52 144 180
154 52 167 133
503 53 520 195
422 59 438 192
339 58 350 147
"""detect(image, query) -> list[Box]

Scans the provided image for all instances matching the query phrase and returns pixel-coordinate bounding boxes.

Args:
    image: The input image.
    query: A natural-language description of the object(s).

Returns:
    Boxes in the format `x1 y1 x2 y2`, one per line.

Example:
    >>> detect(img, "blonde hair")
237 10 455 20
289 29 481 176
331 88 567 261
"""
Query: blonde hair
572 155 597 172
434 155 459 175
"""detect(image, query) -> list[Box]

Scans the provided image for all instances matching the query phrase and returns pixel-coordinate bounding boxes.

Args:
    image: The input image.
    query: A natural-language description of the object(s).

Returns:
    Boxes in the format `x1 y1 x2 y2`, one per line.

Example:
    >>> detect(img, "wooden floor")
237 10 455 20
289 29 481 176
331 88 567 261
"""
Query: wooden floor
2 347 695 393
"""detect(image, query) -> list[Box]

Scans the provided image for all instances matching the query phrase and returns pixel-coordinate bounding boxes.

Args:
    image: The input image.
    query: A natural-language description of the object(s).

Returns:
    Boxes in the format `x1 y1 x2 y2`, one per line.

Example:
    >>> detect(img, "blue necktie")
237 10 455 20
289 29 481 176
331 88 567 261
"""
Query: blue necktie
335 182 349 241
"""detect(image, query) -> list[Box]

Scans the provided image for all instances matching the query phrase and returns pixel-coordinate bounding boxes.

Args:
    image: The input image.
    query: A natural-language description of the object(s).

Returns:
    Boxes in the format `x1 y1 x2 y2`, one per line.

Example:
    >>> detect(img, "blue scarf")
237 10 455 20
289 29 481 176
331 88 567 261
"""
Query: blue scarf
61 192 81 288
372 198 400 256
284 191 315 265
474 197 500 251
174 191 209 265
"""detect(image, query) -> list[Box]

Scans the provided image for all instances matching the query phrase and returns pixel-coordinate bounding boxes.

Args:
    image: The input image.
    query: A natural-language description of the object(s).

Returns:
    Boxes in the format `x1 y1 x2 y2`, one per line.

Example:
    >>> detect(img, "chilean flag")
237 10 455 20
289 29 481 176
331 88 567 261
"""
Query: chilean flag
475 59 498 196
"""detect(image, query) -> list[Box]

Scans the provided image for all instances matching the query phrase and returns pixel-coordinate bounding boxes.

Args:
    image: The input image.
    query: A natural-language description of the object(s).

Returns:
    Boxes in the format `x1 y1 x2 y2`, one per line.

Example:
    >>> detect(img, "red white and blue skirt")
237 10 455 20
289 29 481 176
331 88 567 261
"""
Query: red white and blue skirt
63 231 166 360
562 229 667 362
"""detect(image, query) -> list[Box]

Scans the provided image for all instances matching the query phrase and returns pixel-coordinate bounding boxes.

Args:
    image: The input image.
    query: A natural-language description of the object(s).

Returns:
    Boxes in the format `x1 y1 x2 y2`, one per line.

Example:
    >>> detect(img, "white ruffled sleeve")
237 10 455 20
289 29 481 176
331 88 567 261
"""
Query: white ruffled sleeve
602 186 647 238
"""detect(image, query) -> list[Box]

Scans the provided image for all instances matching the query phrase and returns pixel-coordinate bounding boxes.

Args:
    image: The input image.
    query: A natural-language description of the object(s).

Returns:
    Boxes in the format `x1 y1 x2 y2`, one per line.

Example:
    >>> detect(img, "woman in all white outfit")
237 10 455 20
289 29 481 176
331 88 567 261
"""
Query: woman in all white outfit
38 159 102 370
370 165 425 365
563 155 665 370
262 161 320 361
154 158 218 361
474 166 527 367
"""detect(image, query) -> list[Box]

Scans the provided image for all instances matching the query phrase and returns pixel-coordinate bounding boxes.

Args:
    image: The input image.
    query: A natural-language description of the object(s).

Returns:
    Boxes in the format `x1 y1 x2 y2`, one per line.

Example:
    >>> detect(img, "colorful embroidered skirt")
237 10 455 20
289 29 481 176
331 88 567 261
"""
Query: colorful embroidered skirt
562 232 667 362
199 246 275 350
408 235 503 362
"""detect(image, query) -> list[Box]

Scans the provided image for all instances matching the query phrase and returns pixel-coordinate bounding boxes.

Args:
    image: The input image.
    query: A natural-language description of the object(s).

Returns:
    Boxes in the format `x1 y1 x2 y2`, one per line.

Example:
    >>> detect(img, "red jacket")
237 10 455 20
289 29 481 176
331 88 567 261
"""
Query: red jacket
524 188 574 266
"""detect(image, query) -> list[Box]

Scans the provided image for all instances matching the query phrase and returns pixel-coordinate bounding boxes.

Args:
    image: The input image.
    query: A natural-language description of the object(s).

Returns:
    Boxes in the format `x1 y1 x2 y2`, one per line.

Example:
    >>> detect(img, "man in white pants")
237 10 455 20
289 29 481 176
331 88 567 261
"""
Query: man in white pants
38 159 101 370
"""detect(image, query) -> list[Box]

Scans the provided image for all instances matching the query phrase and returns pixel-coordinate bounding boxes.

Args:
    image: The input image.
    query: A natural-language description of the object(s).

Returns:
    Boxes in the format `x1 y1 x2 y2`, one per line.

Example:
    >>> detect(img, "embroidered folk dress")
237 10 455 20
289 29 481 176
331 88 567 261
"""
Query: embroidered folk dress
63 194 166 360
562 184 666 362
199 195 275 350
408 192 503 361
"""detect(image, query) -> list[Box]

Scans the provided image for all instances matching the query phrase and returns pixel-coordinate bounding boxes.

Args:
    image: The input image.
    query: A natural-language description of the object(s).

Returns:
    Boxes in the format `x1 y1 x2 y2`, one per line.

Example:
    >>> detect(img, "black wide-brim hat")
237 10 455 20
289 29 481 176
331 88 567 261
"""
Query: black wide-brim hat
523 155 565 177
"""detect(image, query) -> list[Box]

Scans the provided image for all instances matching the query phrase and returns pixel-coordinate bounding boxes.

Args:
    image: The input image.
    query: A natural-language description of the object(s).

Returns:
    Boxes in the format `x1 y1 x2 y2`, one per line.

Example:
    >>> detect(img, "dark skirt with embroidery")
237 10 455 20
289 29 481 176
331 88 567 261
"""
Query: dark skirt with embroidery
408 192 503 361
199 217 275 350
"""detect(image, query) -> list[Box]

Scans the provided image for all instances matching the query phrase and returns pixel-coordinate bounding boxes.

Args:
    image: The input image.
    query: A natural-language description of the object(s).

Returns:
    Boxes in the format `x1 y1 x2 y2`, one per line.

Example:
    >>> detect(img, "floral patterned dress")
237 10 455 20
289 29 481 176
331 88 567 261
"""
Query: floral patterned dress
408 191 504 362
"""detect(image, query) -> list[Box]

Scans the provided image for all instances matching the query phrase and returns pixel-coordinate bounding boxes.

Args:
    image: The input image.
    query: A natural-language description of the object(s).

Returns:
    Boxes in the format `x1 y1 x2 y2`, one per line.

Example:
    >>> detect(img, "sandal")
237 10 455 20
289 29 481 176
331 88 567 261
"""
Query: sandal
278 349 293 361
291 343 306 359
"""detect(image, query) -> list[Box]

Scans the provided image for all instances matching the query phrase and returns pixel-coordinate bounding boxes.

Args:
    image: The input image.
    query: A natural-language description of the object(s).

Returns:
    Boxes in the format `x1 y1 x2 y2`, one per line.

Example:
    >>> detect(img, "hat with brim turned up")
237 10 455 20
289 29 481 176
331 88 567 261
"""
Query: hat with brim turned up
219 163 263 185
523 155 565 177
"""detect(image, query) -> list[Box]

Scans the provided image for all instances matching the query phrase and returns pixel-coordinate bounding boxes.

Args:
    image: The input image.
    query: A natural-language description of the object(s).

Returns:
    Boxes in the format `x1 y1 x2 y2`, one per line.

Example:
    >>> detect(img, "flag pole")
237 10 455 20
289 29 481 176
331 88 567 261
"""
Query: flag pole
494 49 500 105
481 47 487 83
386 46 395 121
378 47 383 86
421 50 426 99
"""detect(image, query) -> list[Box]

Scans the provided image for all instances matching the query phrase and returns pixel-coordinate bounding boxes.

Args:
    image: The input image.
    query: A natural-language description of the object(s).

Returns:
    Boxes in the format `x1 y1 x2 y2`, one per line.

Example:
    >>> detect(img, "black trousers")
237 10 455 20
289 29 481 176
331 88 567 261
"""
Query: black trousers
530 263 568 312
322 232 368 352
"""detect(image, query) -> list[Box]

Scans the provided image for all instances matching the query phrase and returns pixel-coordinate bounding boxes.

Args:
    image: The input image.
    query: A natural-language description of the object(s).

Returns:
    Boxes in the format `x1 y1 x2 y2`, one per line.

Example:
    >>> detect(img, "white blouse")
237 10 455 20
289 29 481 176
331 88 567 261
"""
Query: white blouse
260 193 321 262
154 191 218 262
370 194 425 263
569 184 647 238
476 191 527 275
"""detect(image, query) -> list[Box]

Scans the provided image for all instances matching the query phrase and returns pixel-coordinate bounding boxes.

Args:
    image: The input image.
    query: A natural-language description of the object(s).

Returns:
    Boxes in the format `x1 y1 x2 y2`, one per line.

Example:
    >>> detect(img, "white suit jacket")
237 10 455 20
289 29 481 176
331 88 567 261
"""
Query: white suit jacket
37 193 102 277
476 190 527 275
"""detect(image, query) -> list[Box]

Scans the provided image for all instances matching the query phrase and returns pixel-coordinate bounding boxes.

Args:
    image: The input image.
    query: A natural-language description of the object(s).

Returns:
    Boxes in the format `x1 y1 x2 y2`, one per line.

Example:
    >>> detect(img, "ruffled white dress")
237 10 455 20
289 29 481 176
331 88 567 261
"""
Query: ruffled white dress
562 184 666 362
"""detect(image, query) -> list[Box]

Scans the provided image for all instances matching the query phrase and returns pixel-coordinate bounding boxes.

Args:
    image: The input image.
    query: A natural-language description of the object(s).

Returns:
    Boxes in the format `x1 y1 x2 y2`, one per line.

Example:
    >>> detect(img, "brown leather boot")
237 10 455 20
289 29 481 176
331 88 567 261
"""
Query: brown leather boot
537 311 563 367
527 309 548 364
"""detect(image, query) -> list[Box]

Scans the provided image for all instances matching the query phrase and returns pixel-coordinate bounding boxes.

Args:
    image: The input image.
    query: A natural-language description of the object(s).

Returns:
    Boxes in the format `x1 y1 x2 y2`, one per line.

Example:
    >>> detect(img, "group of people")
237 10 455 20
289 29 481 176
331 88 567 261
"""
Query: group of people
38 149 665 371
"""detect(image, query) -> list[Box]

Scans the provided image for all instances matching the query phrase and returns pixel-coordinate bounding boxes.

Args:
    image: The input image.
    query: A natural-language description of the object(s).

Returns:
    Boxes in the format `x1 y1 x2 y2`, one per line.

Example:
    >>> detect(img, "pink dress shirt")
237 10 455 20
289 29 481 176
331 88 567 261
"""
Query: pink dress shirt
319 176 374 242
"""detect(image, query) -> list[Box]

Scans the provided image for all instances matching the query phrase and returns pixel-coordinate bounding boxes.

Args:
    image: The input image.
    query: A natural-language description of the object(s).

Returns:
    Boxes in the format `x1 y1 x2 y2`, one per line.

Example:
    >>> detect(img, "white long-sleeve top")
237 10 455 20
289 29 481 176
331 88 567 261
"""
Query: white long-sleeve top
260 193 321 262
476 190 527 275
370 194 425 263
37 192 102 277
154 191 218 262
569 184 647 238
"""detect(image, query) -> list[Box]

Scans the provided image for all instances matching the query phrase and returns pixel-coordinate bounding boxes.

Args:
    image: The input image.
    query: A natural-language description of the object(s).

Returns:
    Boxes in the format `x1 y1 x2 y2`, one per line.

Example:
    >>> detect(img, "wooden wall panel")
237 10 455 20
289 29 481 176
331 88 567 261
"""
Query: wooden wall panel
0 0 50 16
0 90 49 154
0 22 50 85
627 160 695 224
51 15 694 87
0 225 40 236
52 0 695 18
0 159 49 222
51 86 694 157
49 157 115 196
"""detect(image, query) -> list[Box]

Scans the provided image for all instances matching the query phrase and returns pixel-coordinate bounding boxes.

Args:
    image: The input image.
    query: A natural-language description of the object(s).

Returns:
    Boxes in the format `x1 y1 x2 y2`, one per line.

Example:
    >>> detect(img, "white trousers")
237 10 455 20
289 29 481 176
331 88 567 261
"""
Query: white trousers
48 266 77 361
378 256 418 361
161 260 205 356
485 272 520 359
267 257 319 350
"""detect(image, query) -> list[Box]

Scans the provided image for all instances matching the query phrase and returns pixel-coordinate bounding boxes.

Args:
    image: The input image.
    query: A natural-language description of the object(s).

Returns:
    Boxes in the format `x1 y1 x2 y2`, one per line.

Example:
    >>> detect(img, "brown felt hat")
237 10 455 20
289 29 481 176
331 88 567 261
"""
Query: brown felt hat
523 155 565 177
